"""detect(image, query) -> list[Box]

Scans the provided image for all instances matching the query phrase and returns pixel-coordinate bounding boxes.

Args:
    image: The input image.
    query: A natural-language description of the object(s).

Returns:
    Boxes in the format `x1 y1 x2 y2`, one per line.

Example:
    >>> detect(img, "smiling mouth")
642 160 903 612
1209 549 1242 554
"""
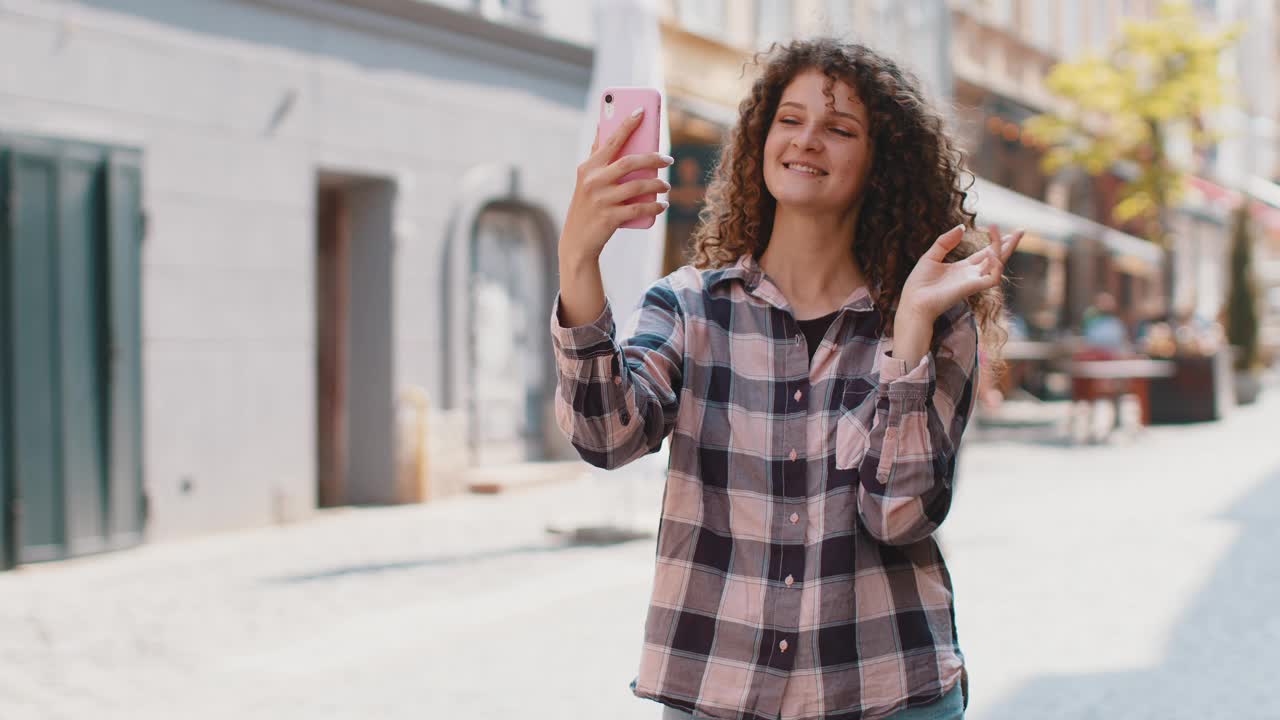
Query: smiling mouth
783 162 827 177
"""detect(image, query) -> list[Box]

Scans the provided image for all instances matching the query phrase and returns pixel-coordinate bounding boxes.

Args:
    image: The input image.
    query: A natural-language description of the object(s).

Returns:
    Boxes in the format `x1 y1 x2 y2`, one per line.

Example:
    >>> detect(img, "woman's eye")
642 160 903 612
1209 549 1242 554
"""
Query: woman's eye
779 117 800 125
831 128 854 138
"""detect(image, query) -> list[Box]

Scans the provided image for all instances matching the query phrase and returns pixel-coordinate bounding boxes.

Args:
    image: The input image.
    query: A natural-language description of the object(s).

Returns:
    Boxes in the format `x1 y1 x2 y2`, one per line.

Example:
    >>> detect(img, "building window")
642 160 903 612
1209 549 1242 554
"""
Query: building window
678 0 726 39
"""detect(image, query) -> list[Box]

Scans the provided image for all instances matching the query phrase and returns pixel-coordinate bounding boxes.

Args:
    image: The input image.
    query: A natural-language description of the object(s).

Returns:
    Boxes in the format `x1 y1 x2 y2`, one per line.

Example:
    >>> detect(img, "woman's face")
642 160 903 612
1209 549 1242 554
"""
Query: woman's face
762 69 872 217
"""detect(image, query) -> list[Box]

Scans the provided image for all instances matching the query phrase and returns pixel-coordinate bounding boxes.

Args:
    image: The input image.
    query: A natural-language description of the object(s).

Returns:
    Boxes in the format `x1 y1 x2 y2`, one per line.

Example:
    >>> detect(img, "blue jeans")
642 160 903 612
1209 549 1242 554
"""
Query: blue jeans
659 683 964 720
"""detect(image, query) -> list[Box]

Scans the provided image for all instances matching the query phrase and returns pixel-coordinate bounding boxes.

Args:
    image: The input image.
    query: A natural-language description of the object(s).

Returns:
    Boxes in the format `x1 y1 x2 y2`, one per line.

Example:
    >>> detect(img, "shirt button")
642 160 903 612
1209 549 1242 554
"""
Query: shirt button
793 389 803 402
788 448 797 462
795 335 803 346
779 639 789 652
790 512 800 524
785 575 794 587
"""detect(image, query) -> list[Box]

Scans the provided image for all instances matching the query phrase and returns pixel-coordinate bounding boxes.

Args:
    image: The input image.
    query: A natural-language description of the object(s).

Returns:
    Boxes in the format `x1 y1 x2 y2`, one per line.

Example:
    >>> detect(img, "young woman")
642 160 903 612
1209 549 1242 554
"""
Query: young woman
551 39 1019 720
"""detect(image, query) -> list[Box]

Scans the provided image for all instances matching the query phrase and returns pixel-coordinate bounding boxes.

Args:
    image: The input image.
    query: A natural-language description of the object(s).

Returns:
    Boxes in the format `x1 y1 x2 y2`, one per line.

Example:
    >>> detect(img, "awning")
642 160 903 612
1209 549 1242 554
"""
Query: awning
1097 226 1163 267
965 177 1162 268
1248 176 1280 236
1010 231 1066 259
965 178 1071 259
1249 175 1280 208
966 177 1078 242
1187 174 1241 208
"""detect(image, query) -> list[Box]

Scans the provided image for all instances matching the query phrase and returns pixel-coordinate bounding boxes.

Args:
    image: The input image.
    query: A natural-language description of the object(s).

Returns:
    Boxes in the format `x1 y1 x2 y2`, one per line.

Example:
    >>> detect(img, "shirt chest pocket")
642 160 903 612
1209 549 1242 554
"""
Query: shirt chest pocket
833 381 877 471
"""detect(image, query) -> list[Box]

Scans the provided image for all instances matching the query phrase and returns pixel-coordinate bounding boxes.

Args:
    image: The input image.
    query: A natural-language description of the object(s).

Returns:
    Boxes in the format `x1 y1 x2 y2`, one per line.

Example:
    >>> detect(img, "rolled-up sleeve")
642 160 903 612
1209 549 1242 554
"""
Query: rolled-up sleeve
550 278 684 470
857 303 979 545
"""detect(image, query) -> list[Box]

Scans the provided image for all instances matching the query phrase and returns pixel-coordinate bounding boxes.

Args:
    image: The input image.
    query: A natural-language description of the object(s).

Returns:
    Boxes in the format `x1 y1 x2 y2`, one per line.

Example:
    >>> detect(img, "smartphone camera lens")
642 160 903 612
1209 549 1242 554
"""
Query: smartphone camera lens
604 93 613 104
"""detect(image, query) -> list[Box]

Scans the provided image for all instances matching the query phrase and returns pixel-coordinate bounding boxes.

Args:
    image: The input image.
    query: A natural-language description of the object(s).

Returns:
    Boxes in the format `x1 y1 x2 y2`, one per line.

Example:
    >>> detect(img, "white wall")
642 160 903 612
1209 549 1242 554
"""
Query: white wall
0 0 592 538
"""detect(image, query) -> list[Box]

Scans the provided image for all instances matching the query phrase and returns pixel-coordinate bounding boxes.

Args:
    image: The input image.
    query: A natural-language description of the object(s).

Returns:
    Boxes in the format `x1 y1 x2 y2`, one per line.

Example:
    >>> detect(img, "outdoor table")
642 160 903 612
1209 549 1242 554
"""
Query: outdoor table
1066 358 1176 429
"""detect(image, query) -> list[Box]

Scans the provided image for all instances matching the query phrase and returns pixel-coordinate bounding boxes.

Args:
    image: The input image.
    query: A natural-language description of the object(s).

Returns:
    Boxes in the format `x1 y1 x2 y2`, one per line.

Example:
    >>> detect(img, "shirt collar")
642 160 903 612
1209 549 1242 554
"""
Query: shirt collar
708 254 878 313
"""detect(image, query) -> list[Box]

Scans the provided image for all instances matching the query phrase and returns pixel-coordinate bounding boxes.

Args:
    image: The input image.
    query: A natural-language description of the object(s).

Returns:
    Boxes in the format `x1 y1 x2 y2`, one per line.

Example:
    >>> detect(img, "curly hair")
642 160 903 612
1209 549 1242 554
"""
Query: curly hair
689 38 1007 359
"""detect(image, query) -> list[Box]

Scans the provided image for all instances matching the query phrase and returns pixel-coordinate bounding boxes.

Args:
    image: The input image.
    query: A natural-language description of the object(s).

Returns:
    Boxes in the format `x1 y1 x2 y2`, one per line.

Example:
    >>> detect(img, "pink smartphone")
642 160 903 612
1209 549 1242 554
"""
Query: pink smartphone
597 86 662 229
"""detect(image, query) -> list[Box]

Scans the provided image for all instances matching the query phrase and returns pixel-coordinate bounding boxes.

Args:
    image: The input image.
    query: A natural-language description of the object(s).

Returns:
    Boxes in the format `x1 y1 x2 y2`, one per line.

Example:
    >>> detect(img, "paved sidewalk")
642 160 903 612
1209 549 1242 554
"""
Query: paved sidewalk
0 452 669 720
951 387 1280 720
2 391 1278 719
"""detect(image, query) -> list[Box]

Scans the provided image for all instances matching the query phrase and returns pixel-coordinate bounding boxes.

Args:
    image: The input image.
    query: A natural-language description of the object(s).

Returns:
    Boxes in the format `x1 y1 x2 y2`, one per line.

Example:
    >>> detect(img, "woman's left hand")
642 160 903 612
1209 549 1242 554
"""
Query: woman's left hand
899 224 1022 321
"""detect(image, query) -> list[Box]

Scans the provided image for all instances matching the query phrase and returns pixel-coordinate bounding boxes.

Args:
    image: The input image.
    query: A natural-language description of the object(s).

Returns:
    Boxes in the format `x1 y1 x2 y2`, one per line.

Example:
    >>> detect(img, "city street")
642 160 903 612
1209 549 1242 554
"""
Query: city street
4 2 1279 719
2 387 1279 720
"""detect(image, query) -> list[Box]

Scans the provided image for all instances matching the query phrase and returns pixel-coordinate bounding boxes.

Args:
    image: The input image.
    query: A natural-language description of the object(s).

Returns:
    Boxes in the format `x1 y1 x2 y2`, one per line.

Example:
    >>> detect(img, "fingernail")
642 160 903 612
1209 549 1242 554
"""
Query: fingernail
631 106 644 117
661 154 674 165
658 200 669 209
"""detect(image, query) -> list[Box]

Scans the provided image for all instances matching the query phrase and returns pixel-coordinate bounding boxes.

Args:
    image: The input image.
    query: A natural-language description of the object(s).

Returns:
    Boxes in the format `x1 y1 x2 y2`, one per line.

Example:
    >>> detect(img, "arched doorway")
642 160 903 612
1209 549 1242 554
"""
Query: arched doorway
468 205 553 465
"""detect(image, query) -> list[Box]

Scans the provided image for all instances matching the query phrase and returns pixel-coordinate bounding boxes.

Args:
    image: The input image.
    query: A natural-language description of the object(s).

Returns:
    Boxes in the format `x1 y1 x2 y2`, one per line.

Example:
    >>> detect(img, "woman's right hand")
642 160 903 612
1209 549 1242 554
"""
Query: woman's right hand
559 108 674 268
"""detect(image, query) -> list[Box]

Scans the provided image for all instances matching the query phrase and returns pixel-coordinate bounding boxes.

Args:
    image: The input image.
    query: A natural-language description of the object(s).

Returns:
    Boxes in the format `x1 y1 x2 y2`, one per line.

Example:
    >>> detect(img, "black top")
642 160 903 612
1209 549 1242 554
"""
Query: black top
796 310 839 364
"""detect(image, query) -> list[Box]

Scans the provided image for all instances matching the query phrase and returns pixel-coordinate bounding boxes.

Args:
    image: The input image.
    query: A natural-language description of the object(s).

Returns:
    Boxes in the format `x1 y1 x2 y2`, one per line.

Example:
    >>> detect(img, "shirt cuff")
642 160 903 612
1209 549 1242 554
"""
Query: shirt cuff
550 292 616 359
879 351 933 399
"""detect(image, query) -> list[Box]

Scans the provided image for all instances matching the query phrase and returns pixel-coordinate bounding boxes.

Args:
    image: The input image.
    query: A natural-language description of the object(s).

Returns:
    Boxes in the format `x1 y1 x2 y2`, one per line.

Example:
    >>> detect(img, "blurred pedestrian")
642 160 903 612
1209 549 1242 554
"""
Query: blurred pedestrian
1081 292 1131 354
551 39 1019 720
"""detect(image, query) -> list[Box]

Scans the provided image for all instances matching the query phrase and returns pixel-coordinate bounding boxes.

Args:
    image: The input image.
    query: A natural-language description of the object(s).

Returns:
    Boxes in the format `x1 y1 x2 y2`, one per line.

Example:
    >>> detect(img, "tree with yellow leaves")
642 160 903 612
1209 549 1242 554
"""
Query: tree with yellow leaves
1025 1 1241 245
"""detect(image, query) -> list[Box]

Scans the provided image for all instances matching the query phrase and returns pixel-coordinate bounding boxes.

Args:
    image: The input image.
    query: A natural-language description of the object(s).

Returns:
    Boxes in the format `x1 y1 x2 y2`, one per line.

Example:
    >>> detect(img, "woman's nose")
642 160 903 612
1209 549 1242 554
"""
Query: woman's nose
791 124 821 151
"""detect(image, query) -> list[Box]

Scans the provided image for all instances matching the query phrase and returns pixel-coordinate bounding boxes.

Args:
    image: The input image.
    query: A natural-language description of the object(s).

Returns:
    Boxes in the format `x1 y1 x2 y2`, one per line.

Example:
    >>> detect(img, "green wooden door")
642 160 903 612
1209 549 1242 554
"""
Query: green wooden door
57 142 112 558
6 141 64 563
104 149 145 550
0 147 12 569
0 136 144 569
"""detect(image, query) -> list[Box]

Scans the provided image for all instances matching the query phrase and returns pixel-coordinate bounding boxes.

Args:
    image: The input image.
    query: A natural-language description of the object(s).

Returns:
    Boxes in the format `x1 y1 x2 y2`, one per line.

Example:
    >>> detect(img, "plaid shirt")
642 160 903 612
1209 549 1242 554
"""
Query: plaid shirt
550 254 978 720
